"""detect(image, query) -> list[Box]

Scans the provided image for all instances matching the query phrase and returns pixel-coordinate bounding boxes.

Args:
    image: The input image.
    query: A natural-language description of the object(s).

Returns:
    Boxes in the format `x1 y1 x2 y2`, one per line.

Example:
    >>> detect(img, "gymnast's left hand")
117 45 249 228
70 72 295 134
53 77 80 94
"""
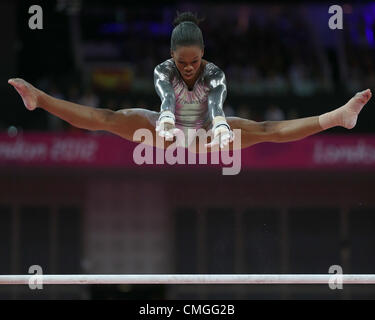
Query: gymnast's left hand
205 124 234 149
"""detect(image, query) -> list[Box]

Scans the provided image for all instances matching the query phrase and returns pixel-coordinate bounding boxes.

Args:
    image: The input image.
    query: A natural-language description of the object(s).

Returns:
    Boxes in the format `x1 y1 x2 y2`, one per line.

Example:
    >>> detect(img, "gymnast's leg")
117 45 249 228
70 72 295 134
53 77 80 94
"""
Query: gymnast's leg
226 89 372 150
8 78 177 148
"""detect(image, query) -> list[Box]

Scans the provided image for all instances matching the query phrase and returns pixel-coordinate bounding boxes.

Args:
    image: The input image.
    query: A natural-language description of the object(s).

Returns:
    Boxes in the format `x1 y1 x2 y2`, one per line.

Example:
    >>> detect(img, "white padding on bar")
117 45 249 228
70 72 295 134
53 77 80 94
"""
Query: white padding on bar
0 274 375 285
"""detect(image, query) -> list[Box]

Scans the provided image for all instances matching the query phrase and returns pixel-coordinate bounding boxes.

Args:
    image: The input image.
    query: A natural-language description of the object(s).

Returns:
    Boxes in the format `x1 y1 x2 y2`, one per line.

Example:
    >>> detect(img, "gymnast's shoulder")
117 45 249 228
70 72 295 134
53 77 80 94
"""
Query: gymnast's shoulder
203 60 226 85
154 59 176 79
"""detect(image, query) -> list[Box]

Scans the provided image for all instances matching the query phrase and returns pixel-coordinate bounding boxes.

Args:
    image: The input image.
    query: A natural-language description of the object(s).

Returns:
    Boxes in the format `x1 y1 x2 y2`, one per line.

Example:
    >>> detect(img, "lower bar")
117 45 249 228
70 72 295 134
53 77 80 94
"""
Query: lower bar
0 274 375 285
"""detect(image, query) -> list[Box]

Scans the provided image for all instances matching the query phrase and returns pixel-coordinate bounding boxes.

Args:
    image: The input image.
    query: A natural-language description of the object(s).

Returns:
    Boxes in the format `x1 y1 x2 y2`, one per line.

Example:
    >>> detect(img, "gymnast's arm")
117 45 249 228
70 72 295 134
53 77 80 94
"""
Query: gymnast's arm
8 78 115 132
205 68 233 147
154 64 176 115
207 67 227 122
154 64 177 138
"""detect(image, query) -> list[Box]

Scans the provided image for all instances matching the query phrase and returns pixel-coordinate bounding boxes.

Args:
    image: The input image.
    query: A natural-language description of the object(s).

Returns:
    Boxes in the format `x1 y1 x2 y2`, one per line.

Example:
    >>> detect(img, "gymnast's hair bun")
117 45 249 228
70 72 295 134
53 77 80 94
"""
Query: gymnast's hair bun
173 11 204 27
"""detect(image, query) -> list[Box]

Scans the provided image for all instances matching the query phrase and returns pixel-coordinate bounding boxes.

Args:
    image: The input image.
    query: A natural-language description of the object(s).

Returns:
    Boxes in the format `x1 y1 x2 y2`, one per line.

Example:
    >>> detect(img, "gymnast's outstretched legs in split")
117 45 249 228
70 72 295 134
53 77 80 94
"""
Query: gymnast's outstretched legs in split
8 78 372 152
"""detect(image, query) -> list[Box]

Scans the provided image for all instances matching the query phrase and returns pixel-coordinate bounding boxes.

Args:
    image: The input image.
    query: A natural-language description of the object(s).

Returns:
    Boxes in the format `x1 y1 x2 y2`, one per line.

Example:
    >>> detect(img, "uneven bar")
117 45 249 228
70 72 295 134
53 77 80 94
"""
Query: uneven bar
0 274 375 285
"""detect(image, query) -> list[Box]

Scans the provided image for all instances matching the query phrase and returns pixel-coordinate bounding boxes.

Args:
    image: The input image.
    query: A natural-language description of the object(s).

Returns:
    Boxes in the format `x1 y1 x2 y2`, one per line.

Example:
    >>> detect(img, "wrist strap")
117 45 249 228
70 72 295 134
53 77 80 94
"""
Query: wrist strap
158 111 175 125
214 123 230 131
212 116 230 132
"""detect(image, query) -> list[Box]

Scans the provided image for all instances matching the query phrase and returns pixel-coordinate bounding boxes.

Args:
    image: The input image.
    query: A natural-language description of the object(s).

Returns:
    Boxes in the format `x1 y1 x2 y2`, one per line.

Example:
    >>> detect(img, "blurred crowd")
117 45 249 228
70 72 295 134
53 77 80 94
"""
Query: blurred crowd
6 3 375 132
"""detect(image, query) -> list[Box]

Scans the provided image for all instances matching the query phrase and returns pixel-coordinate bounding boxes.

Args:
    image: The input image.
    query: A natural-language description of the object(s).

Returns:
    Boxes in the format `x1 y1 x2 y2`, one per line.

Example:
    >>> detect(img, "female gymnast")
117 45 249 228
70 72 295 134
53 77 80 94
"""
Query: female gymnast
8 12 372 152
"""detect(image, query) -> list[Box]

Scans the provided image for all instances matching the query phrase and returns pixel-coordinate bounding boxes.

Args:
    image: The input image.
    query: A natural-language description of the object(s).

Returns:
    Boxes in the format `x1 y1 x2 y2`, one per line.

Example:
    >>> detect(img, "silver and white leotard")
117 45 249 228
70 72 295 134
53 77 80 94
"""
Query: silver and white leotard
154 59 227 146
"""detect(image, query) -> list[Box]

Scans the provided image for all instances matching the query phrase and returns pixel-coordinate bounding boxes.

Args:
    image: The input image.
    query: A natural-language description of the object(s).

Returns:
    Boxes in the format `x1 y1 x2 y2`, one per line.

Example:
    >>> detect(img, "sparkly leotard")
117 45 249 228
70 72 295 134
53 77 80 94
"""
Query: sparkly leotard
154 59 227 146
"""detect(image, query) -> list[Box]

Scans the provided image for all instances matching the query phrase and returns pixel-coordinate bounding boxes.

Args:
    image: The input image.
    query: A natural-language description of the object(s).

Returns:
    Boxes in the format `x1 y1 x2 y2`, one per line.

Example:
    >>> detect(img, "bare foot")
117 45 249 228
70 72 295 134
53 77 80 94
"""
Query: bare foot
337 89 372 129
319 89 372 130
8 78 40 111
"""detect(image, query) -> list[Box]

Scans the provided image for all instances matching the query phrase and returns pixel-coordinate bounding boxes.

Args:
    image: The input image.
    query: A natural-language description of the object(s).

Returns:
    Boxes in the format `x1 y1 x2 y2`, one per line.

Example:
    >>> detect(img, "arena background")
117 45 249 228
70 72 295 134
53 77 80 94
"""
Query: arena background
0 0 375 299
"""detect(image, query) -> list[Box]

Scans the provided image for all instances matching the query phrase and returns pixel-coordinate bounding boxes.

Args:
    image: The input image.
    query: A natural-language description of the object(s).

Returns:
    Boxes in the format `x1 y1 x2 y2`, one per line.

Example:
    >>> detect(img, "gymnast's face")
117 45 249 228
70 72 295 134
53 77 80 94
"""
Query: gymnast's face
171 46 204 82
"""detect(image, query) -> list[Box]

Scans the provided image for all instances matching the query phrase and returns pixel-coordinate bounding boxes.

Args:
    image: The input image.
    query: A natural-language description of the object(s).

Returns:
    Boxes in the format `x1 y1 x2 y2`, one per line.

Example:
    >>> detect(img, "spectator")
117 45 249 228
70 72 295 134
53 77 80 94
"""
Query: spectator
67 85 80 103
286 108 299 120
264 104 285 121
237 104 251 119
105 98 119 111
79 89 99 108
47 83 65 131
223 104 235 117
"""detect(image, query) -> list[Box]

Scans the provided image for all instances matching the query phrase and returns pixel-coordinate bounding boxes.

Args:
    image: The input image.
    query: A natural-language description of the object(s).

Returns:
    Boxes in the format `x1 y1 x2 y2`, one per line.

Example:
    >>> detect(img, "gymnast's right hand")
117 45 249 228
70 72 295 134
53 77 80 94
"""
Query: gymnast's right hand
8 78 40 111
155 111 180 141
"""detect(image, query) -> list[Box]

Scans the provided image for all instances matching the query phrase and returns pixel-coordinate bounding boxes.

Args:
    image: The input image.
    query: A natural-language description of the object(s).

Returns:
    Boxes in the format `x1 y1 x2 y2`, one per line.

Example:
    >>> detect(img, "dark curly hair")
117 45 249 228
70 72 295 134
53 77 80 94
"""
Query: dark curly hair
171 11 205 51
